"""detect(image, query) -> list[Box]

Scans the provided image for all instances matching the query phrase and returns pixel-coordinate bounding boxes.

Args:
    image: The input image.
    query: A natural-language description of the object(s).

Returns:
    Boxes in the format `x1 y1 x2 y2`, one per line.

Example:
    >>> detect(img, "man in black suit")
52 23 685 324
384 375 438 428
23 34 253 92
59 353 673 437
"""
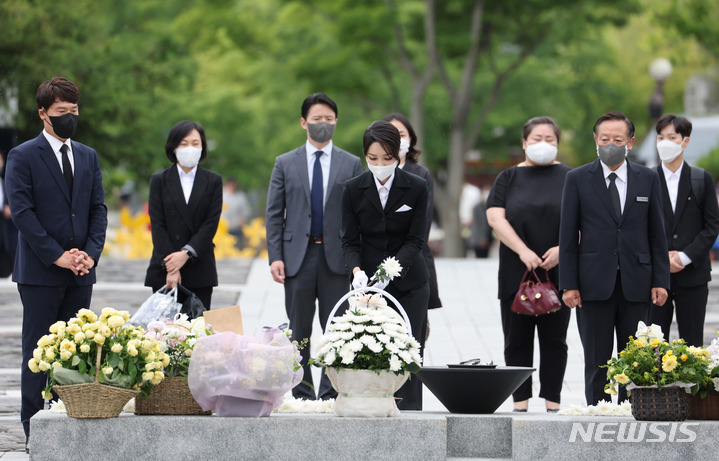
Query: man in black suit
648 114 719 346
6 77 107 446
559 111 669 405
266 93 362 400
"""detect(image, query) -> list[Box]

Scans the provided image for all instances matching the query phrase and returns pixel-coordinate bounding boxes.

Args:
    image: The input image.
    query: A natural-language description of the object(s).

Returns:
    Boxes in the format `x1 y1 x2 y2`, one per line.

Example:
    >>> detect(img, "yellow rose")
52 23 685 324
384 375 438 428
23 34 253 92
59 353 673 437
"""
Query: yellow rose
162 354 170 367
111 343 123 353
185 349 192 357
102 367 113 375
60 350 72 360
74 332 85 343
146 352 156 361
651 338 661 347
632 362 638 367
615 373 630 384
60 339 76 354
151 371 164 385
634 339 646 348
49 321 65 334
127 346 138 357
666 350 673 356
128 339 140 348
80 344 91 353
42 390 53 400
28 358 40 373
604 386 618 395
108 315 124 328
37 335 51 348
44 348 56 360
67 324 81 335
145 362 155 371
84 330 95 340
141 340 152 353
122 312 131 322
100 326 112 338
662 356 678 372
77 308 98 323
681 354 688 362
94 334 106 345
33 348 42 361
142 371 154 382
38 361 50 371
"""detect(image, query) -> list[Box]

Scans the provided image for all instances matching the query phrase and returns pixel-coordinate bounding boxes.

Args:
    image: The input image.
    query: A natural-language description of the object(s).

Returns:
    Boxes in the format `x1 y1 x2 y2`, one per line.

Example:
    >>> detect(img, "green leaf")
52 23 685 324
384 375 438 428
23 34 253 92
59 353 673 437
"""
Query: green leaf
71 355 81 367
129 361 137 379
78 360 87 375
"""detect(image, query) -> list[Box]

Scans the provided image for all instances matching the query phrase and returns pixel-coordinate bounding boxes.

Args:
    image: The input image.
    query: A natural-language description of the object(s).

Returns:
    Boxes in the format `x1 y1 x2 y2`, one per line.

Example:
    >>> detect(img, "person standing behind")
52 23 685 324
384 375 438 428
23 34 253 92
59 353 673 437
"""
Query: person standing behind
486 116 571 412
266 93 362 400
648 114 719 346
144 121 223 309
5 77 107 447
343 120 429 410
384 114 442 313
559 111 669 406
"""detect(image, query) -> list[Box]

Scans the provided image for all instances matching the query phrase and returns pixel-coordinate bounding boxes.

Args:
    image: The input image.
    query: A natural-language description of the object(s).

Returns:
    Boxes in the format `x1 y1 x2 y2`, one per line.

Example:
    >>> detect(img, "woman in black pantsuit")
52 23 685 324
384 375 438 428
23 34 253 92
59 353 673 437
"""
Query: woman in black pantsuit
342 120 429 410
144 121 223 308
486 116 571 413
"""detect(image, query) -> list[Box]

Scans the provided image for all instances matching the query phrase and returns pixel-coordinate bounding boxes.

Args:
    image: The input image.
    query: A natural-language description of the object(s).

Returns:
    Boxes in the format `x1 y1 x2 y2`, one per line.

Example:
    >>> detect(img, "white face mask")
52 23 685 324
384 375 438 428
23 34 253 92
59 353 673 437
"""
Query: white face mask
399 138 410 159
524 141 558 165
656 139 684 163
176 146 202 168
367 161 397 182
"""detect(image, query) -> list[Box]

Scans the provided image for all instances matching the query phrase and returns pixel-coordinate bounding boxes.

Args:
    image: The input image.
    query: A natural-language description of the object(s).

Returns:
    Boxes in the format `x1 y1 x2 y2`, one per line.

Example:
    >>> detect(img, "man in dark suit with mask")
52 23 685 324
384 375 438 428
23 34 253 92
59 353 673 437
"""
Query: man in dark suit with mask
6 77 107 450
559 111 669 405
648 114 719 346
266 93 362 400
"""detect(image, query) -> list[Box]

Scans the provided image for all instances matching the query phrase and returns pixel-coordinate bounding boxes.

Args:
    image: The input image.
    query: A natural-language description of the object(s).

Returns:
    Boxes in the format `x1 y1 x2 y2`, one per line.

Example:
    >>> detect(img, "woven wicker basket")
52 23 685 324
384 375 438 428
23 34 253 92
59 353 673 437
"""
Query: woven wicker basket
630 386 689 421
688 391 719 420
135 377 211 415
53 347 138 419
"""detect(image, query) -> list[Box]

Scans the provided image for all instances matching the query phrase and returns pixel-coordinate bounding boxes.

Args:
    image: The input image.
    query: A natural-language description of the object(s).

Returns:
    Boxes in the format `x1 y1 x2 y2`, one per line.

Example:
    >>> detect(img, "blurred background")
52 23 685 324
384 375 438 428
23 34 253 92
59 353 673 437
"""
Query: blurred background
1 0 718 261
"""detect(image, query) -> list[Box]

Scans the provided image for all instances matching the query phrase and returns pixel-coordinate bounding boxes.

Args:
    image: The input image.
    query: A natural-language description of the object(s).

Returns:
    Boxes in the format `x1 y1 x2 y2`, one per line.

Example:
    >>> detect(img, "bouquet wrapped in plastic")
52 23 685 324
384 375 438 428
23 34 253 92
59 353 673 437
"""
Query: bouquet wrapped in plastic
188 327 302 417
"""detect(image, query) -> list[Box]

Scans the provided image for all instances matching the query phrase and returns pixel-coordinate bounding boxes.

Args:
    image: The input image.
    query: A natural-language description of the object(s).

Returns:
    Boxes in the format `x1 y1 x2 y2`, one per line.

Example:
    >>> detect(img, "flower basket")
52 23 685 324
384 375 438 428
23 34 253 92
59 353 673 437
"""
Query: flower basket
53 346 138 419
135 377 211 415
630 386 689 421
327 368 408 417
688 391 719 420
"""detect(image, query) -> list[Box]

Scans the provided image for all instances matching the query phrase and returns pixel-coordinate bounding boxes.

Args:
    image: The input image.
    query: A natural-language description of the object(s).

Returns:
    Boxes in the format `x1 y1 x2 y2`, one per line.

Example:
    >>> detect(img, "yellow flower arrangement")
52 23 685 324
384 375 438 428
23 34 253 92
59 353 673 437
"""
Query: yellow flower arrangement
604 322 712 397
29 307 168 398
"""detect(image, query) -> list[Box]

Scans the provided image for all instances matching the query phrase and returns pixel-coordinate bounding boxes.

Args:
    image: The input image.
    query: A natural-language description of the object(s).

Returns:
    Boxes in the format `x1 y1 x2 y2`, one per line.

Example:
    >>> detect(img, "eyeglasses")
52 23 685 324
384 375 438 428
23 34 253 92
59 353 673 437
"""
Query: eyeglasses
262 323 289 331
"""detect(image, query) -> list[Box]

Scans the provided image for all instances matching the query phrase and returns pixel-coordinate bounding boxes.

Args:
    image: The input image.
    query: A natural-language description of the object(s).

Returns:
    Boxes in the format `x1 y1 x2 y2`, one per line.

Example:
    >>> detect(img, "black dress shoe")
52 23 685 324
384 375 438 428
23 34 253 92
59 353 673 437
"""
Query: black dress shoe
512 408 527 412
25 436 30 454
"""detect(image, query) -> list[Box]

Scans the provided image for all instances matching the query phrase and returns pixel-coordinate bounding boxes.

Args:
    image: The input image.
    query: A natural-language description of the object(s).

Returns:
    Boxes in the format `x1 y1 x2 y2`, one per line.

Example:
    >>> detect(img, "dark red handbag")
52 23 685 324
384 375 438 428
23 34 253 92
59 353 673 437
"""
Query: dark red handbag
511 269 562 316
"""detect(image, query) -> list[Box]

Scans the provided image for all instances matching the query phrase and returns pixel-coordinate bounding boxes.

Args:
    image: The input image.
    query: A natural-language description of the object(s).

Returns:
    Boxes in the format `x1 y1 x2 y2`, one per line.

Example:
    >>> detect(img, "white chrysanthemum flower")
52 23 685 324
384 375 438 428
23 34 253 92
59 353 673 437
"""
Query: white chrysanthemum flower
324 351 336 366
368 341 384 353
340 331 355 340
358 335 374 346
389 355 402 371
339 346 355 364
350 324 366 333
350 315 372 324
381 257 402 278
713 377 719 392
364 325 382 334
386 342 401 354
347 339 364 352
376 333 391 344
398 350 412 363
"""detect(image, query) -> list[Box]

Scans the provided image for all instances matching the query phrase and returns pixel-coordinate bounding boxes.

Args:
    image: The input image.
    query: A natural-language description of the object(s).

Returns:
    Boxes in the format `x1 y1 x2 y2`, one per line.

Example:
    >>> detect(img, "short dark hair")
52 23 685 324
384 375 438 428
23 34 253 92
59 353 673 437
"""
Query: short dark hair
164 121 208 163
656 113 692 138
301 92 338 119
36 77 80 109
522 116 561 143
363 120 401 161
382 113 422 163
593 111 635 139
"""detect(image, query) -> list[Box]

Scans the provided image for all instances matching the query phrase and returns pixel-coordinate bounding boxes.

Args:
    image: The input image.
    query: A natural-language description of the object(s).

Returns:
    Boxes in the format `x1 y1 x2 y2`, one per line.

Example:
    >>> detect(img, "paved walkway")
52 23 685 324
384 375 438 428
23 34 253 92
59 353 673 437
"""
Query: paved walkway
3 257 719 457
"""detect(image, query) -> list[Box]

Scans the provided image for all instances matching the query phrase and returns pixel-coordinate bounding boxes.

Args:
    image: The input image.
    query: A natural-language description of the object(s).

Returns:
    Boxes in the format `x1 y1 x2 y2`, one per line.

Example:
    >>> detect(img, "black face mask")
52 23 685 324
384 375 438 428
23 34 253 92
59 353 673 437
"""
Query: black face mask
47 113 78 139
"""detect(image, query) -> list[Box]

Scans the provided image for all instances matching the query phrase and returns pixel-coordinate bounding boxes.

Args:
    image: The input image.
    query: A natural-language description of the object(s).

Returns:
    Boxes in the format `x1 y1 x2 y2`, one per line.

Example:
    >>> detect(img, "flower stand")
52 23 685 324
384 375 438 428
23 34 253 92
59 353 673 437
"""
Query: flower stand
630 386 689 421
327 368 408 417
135 377 211 415
688 391 719 420
53 347 138 419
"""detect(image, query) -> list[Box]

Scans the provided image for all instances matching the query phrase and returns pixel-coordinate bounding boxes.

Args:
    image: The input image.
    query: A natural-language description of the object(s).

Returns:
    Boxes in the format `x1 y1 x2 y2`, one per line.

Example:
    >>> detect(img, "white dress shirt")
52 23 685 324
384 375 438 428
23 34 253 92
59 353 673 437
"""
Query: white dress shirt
601 160 627 213
661 161 692 265
306 140 332 205
373 171 395 209
177 164 197 204
42 129 74 175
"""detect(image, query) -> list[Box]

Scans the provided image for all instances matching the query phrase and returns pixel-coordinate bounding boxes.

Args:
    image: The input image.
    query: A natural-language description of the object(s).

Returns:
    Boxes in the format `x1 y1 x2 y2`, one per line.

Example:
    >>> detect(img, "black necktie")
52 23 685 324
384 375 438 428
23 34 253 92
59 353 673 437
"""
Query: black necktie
60 144 73 196
310 151 324 238
608 172 621 219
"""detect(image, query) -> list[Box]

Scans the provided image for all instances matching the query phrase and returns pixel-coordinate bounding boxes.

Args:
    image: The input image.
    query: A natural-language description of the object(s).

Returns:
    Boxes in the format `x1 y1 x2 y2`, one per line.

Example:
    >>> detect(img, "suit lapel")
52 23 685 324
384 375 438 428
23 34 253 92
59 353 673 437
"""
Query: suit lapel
325 147 344 203
657 165 675 231
167 166 194 231
358 172 384 214
37 135 72 203
621 161 639 224
385 168 409 213
588 159 620 224
672 164 691 230
187 167 208 218
293 147 311 206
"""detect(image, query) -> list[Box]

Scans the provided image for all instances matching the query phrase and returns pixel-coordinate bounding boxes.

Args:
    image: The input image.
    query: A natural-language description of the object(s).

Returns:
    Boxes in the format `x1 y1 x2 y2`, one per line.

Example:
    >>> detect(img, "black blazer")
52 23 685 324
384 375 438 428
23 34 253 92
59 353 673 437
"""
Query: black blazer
657 164 719 288
342 168 429 292
402 160 441 308
559 159 670 302
144 165 223 289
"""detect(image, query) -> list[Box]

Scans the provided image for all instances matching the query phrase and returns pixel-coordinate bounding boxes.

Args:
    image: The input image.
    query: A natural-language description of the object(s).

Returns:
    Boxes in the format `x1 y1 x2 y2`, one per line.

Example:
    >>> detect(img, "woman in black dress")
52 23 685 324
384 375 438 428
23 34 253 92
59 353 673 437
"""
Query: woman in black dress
486 116 571 412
